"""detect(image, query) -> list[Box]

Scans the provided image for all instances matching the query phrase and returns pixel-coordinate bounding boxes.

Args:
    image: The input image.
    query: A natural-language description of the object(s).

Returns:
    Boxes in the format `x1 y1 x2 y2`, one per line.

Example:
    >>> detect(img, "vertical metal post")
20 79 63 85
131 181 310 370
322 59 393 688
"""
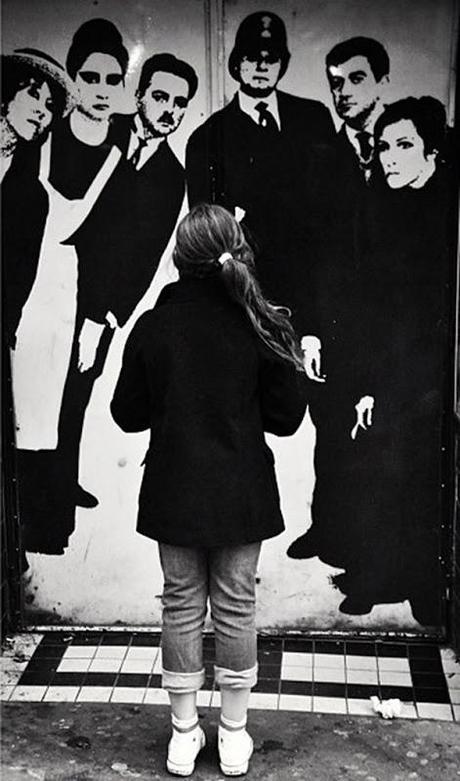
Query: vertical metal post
204 0 226 114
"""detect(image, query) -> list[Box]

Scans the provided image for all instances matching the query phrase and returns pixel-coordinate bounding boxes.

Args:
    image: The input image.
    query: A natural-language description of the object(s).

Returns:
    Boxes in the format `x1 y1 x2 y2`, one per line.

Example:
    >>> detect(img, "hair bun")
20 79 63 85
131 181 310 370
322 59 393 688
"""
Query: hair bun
71 18 124 48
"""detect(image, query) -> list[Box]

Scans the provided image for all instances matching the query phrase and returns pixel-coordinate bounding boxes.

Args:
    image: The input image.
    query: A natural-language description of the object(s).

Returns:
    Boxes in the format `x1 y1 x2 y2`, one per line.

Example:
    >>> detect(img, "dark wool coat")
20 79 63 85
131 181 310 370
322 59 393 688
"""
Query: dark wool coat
111 276 309 547
185 91 336 335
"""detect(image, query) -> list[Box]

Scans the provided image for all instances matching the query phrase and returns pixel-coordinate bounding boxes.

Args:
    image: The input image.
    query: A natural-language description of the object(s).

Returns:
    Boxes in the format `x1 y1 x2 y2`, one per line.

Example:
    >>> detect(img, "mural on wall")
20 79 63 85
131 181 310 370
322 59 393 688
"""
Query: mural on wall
4 19 197 556
284 40 453 626
1 0 457 632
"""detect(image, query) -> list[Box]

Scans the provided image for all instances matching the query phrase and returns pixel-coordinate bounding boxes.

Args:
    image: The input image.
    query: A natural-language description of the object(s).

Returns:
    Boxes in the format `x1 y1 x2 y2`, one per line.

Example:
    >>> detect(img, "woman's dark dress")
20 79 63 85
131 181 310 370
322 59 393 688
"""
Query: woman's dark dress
310 168 453 625
1 142 55 557
2 143 48 348
111 276 309 547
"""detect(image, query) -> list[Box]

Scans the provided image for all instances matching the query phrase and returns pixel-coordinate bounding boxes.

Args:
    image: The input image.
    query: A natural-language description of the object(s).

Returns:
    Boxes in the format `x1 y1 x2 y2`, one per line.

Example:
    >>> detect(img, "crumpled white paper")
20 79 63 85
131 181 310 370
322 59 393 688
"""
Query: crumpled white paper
370 695 402 719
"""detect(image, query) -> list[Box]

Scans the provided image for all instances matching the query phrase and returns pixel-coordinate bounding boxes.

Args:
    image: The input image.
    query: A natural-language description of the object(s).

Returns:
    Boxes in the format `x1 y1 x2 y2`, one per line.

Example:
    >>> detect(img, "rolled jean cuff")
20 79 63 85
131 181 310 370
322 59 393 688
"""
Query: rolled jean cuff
162 668 205 693
214 663 258 689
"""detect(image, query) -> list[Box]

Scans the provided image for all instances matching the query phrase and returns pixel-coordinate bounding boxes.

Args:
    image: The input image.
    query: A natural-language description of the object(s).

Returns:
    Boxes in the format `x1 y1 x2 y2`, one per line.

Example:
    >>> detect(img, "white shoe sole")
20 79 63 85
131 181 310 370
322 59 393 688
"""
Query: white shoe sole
166 731 206 776
219 744 254 776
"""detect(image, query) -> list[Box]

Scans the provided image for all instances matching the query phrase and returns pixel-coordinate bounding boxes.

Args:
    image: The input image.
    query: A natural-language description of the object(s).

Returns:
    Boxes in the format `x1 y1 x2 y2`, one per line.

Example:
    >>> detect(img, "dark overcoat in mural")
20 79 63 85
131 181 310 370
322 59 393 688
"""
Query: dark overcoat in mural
186 91 335 334
310 165 452 624
55 130 185 543
111 276 309 547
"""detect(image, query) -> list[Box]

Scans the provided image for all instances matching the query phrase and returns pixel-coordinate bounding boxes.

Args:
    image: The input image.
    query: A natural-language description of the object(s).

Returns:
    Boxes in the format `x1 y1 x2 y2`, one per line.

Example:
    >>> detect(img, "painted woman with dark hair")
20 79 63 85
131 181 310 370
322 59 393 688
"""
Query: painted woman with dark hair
11 20 131 555
1 49 67 345
49 17 130 198
321 96 454 625
1 49 69 563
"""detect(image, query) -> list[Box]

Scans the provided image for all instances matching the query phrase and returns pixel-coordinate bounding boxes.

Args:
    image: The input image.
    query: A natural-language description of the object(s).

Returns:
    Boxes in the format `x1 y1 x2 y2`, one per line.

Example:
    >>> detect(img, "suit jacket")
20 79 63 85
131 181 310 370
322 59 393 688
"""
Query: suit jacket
68 128 185 327
111 276 309 547
307 124 372 365
186 91 336 334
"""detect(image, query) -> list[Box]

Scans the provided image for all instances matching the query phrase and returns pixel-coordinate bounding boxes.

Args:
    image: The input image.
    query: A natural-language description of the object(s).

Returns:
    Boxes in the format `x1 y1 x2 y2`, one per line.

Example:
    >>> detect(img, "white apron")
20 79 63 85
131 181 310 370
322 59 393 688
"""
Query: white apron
12 135 121 451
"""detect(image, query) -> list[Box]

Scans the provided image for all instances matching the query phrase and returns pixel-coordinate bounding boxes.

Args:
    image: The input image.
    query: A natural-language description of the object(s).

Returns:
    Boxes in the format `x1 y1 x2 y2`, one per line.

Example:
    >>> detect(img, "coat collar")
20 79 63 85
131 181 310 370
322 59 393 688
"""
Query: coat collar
155 275 229 307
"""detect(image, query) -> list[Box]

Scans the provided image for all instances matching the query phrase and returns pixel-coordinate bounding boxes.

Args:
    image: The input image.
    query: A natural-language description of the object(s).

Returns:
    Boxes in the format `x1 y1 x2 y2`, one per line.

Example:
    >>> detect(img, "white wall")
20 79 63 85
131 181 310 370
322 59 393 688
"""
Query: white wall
4 0 456 632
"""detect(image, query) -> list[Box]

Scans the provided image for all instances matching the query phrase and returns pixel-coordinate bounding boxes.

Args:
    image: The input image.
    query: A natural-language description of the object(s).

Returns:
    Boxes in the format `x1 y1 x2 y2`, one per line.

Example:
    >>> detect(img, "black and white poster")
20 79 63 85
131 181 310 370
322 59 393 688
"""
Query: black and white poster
2 0 458 633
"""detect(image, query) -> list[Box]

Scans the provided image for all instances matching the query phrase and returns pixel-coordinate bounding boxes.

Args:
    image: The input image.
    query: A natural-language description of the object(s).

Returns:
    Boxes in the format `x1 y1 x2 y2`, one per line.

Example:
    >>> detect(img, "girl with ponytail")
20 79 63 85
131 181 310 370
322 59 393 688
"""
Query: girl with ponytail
111 203 308 777
173 203 305 372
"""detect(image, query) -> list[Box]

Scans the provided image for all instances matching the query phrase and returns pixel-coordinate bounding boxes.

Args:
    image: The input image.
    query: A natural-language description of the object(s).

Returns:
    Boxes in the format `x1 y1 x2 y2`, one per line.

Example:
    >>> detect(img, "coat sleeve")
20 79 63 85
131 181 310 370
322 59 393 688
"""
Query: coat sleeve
185 122 219 207
110 314 152 432
317 102 336 140
259 355 309 436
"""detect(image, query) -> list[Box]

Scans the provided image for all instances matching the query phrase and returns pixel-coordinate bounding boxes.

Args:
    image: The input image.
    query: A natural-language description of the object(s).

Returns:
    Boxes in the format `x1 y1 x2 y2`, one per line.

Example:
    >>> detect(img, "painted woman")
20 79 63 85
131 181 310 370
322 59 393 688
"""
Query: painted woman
11 20 130 554
1 49 67 348
333 97 454 624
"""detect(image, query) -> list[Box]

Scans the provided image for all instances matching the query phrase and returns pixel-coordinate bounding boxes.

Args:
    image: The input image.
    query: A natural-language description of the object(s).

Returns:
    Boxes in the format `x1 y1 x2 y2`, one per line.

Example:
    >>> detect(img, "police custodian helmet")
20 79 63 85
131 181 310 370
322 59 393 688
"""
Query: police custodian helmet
228 11 291 81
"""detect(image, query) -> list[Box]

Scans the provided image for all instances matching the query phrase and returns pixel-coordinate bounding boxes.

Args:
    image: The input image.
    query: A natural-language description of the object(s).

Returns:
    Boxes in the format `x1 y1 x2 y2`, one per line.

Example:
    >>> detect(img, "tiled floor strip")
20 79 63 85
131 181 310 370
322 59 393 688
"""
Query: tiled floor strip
1 633 459 721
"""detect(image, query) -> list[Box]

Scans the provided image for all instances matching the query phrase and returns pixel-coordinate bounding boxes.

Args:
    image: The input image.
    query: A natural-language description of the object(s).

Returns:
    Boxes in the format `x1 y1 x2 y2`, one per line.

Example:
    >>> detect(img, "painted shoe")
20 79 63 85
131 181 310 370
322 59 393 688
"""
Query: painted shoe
286 530 320 559
166 724 206 776
76 485 99 508
218 726 254 776
339 596 374 615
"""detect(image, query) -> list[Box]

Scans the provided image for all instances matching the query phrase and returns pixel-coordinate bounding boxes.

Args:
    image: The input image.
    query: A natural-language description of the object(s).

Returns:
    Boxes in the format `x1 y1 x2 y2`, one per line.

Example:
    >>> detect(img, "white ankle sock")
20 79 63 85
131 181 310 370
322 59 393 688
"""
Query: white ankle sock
220 715 247 731
171 713 199 732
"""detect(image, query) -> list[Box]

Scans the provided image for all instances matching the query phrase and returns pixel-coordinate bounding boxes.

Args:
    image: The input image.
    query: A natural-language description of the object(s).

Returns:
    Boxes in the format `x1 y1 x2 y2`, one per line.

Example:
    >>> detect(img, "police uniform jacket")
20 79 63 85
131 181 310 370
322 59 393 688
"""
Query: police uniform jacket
186 91 335 335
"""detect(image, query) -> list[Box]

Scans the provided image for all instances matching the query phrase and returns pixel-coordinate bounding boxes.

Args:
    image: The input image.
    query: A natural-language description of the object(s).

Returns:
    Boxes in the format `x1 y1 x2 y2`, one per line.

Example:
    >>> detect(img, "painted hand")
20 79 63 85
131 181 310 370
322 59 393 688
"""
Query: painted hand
350 395 375 440
78 318 105 373
301 335 326 383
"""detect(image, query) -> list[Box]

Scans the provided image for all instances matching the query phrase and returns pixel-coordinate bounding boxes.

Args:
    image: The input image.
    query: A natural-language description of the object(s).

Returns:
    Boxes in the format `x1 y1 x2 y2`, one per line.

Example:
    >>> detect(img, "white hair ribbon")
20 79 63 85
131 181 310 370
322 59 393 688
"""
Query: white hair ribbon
218 252 233 266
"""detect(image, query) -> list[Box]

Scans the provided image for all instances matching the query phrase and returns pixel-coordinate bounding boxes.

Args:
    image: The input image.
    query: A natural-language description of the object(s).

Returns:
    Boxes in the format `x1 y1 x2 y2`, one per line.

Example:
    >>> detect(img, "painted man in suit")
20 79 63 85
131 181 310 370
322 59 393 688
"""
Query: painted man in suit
327 37 390 185
287 39 391 578
56 53 197 535
186 11 335 338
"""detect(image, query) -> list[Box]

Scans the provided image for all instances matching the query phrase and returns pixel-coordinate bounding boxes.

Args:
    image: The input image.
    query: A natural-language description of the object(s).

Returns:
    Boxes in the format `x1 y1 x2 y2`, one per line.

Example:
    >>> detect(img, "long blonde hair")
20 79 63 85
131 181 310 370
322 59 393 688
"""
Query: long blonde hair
173 203 305 372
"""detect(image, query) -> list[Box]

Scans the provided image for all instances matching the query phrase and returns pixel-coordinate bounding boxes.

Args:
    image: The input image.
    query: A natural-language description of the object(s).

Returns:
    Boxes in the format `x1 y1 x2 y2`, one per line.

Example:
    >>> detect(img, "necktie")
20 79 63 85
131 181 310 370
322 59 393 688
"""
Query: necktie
356 131 373 164
130 137 148 169
255 101 279 133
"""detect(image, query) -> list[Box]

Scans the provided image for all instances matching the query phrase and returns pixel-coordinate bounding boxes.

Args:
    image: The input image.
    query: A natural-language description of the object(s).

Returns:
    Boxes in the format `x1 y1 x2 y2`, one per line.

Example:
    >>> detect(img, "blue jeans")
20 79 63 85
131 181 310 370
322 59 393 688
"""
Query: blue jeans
158 542 261 693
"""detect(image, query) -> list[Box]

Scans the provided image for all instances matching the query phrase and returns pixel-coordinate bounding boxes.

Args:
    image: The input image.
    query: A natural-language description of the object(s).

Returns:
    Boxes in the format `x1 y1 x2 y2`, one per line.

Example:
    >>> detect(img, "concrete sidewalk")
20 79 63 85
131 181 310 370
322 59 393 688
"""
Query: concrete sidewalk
2 702 460 780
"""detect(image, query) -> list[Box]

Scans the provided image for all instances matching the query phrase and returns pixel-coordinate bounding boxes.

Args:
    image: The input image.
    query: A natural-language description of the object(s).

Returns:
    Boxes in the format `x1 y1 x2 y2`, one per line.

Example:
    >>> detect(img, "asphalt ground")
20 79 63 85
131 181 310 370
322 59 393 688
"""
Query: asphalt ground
2 702 460 781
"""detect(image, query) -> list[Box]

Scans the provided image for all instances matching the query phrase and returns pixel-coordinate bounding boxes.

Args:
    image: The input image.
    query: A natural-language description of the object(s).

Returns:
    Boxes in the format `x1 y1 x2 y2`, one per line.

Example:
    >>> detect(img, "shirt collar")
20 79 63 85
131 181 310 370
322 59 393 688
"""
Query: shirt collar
128 114 163 167
238 90 281 130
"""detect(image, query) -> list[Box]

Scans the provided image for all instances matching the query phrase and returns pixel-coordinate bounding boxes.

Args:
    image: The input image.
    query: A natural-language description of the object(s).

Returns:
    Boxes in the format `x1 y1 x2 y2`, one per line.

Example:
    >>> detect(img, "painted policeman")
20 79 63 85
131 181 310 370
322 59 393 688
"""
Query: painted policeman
186 11 335 337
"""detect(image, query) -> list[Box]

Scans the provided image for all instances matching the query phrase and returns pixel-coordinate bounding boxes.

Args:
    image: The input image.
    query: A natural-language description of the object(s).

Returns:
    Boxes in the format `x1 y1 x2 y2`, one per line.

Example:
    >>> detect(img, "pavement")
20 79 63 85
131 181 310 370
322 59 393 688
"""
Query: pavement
2 701 460 780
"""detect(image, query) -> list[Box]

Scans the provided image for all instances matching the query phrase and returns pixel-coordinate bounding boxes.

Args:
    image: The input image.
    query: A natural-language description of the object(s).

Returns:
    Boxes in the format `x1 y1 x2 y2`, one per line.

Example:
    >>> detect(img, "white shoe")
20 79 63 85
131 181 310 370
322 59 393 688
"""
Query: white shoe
166 724 206 776
218 725 254 776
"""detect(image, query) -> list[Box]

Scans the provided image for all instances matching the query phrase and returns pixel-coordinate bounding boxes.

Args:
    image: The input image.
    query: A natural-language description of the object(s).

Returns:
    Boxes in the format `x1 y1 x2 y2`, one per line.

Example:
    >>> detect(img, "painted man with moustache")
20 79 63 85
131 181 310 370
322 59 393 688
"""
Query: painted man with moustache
56 53 198 534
